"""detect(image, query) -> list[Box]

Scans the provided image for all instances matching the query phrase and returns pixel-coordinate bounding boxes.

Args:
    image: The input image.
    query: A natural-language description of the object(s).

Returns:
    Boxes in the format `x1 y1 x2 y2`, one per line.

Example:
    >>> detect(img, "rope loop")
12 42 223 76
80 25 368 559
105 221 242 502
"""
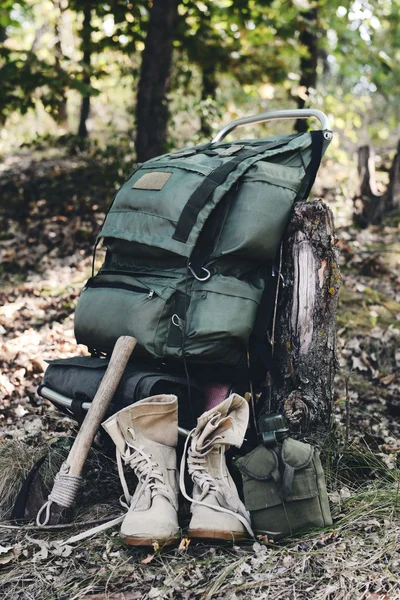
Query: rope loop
36 462 82 526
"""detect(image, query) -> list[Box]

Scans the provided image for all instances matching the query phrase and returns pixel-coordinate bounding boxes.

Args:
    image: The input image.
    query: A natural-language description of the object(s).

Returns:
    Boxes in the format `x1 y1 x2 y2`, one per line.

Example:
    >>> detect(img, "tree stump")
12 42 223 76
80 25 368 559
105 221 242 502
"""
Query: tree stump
353 143 400 226
386 140 400 213
262 200 341 445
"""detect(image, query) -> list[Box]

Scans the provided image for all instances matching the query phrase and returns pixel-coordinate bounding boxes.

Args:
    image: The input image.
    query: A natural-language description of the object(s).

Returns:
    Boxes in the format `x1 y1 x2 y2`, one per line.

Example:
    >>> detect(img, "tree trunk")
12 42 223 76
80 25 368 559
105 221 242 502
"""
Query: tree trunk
135 0 179 162
31 23 48 53
77 4 92 139
295 8 318 134
386 141 400 211
199 65 217 139
53 0 68 130
353 143 400 226
262 200 341 445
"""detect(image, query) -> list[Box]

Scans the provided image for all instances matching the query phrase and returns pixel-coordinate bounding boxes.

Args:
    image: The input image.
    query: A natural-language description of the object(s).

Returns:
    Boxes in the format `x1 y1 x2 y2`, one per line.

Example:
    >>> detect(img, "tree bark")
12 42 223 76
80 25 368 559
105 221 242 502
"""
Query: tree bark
52 0 68 129
199 65 217 139
353 143 400 226
262 200 340 445
386 141 400 212
77 4 92 139
295 8 318 134
135 0 179 162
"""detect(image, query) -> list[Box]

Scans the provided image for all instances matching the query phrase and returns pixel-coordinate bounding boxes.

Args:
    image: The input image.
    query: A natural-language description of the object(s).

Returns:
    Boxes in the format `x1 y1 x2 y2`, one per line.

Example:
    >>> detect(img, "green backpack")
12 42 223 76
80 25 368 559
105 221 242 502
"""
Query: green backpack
74 111 332 374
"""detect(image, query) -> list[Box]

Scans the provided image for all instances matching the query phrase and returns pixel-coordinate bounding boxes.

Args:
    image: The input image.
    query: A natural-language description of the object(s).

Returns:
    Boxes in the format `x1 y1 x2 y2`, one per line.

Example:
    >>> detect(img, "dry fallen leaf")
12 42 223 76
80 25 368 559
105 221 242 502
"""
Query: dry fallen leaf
282 555 295 568
141 553 155 564
0 544 21 565
14 404 28 417
81 593 143 600
380 373 397 385
352 356 368 372
178 537 190 551
0 373 15 396
256 534 275 545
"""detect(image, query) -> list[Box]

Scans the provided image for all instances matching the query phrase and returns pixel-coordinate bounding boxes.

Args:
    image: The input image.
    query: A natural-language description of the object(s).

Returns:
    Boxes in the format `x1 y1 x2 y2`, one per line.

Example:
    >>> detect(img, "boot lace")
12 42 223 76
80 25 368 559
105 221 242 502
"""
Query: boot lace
34 430 175 547
117 429 175 512
179 428 254 537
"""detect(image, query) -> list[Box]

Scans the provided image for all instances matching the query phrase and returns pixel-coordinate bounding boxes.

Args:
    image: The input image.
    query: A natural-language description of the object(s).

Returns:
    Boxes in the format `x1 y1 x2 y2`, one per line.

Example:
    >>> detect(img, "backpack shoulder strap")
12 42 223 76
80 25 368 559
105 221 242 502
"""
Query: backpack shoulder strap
297 129 324 201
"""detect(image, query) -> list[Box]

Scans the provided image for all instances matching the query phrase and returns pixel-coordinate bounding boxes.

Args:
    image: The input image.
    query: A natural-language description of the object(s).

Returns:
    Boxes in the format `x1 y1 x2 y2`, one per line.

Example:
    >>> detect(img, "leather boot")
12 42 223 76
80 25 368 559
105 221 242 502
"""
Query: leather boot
180 394 253 541
102 394 180 546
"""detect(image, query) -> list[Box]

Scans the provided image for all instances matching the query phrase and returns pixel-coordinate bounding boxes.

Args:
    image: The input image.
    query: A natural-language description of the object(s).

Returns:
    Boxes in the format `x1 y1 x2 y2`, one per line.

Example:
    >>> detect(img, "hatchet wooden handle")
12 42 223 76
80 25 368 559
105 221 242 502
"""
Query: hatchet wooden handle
67 336 137 476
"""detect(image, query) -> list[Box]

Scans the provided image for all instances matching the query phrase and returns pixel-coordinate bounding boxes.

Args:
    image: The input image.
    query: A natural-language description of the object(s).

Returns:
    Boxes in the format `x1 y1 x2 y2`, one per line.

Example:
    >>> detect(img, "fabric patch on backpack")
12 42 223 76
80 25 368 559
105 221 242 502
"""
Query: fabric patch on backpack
215 145 244 157
133 172 172 190
171 148 197 158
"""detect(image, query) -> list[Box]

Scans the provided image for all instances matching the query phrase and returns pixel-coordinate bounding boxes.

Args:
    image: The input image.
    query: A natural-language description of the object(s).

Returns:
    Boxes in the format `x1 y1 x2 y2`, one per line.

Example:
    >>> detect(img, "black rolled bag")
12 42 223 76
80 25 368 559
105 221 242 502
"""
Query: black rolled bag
39 356 204 429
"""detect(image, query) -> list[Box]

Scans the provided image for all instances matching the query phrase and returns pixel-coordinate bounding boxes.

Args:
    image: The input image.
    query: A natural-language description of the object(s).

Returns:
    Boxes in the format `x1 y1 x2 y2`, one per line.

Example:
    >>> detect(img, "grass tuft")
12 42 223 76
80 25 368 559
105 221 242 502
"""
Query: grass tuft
0 440 59 519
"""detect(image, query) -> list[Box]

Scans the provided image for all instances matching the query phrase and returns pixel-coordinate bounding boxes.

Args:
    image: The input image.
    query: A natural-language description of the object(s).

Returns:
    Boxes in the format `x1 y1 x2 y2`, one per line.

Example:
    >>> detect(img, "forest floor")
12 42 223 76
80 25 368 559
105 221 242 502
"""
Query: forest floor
0 145 399 600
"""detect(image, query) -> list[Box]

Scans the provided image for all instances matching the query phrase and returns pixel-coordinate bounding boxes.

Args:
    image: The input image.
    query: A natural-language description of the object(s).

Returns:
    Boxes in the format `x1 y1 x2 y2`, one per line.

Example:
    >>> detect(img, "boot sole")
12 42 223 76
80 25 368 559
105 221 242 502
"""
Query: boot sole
188 529 250 543
120 535 179 547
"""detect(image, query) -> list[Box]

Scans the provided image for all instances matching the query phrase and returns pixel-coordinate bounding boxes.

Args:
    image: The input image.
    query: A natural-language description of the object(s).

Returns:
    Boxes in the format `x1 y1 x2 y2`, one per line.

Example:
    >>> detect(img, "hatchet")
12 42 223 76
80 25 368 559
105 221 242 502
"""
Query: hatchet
36 335 137 526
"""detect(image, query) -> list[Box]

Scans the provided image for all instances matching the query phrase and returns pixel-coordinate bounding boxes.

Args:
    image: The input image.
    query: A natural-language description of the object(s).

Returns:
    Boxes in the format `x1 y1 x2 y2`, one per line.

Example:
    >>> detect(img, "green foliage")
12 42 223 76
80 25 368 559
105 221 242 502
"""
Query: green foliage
0 48 100 125
2 0 400 151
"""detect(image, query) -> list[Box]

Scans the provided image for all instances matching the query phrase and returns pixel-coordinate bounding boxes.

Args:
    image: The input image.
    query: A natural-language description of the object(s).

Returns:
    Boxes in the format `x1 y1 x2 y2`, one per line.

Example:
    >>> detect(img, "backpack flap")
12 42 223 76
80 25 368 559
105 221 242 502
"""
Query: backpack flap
237 439 332 539
98 133 317 260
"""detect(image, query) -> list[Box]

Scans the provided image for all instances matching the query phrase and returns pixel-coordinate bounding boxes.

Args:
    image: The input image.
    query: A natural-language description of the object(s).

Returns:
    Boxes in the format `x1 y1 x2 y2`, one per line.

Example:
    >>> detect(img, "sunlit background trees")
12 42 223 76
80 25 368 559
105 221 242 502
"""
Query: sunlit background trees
1 0 400 161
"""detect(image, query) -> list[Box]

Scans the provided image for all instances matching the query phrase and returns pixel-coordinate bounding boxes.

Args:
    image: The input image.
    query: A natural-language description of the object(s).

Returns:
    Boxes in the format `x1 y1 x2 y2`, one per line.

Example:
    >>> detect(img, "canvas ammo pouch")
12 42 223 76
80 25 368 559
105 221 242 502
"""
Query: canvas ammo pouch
237 437 332 540
39 356 203 428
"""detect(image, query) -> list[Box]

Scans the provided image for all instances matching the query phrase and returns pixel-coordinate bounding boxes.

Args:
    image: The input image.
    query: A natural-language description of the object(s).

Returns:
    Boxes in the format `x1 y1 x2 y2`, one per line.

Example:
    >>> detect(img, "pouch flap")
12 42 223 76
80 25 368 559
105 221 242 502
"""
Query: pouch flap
241 467 320 511
193 273 263 302
236 445 279 481
281 438 314 470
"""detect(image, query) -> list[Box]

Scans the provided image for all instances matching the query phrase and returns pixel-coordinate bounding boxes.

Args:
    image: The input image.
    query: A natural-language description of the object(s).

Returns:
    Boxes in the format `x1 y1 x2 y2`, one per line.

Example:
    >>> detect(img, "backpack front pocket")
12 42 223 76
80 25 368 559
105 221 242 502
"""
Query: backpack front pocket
181 274 263 365
74 273 179 358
